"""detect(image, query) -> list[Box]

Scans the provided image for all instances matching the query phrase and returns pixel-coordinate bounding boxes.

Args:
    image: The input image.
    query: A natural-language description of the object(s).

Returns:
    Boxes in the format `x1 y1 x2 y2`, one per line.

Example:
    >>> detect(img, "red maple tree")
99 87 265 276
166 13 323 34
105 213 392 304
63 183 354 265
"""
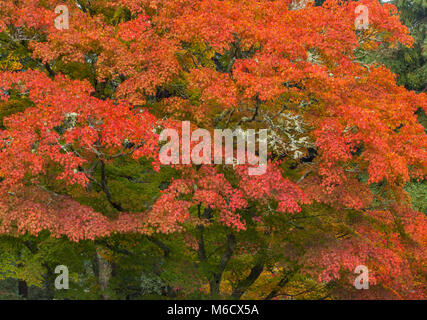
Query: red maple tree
0 0 426 299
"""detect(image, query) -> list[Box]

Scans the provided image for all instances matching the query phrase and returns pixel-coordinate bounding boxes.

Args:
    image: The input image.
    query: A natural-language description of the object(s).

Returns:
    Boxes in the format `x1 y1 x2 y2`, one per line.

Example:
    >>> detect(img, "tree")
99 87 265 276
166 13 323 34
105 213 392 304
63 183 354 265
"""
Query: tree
387 0 427 93
0 0 426 299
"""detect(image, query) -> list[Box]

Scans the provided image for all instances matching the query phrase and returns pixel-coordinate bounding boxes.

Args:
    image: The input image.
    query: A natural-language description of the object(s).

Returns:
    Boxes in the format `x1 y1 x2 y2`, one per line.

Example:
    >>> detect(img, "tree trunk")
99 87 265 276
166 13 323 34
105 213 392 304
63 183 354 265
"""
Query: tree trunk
231 260 264 299
210 233 236 298
95 247 112 300
18 280 28 299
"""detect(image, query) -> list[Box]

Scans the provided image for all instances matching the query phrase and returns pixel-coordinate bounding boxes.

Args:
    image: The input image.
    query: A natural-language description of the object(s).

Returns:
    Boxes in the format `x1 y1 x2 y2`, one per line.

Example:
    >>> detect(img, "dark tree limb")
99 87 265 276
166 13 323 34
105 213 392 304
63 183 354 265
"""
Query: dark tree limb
264 267 300 300
146 236 171 258
99 160 123 211
210 233 236 297
231 259 265 299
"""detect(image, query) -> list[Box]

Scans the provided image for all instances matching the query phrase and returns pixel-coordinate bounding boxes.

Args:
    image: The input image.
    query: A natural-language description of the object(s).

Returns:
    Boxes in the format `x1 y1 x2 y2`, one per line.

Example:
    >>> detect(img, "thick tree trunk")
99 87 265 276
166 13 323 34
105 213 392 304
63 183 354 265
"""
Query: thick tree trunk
18 280 28 299
209 278 221 298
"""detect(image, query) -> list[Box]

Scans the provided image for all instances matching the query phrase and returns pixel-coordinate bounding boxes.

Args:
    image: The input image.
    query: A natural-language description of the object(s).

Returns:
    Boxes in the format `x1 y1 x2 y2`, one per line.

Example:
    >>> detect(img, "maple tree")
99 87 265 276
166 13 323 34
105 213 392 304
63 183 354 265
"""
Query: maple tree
0 0 426 299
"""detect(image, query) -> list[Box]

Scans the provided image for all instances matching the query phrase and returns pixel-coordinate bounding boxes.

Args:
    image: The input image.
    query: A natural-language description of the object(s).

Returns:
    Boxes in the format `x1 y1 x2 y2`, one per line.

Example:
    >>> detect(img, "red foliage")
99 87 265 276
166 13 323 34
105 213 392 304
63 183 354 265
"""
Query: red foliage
0 0 426 299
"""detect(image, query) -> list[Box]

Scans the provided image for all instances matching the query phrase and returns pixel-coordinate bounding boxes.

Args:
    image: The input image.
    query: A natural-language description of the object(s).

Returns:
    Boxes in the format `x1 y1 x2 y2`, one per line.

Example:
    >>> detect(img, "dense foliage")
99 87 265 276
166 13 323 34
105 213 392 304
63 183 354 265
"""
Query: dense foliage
0 0 426 300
